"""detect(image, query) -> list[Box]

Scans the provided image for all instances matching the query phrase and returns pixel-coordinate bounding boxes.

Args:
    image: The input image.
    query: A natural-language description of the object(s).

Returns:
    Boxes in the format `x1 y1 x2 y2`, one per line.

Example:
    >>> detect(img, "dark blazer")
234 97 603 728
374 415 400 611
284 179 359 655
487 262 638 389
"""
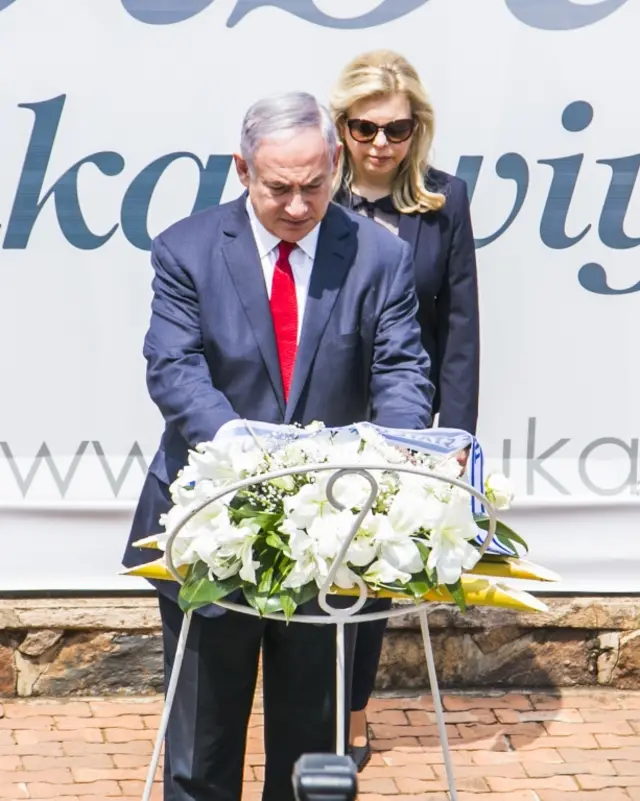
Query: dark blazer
122 194 434 583
339 168 480 435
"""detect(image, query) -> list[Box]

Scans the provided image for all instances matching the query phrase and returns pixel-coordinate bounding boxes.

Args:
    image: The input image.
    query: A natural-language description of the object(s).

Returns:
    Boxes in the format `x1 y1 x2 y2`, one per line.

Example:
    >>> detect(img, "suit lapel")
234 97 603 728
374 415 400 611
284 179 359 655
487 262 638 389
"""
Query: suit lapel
221 197 286 415
285 204 356 422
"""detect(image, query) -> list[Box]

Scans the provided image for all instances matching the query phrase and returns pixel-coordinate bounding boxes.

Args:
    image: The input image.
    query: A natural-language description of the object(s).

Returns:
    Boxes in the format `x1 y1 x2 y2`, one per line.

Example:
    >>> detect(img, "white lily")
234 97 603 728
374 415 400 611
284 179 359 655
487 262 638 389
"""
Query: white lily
283 480 338 529
238 533 261 584
485 472 515 509
187 517 261 584
187 439 263 487
387 490 444 537
281 526 326 589
282 554 321 590
363 558 412 586
330 563 358 589
426 493 481 585
329 471 375 511
156 503 222 565
208 556 243 581
363 513 423 574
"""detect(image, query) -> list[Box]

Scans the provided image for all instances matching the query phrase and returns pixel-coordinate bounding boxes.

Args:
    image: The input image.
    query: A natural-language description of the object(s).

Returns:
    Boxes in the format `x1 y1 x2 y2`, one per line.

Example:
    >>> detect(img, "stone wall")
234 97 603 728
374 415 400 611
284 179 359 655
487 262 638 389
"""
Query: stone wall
0 596 638 697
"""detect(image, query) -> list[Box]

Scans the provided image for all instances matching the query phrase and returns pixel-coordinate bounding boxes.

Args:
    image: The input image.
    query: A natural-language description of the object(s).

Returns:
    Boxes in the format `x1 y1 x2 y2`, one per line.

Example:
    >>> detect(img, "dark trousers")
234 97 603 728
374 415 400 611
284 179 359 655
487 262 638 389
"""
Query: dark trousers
351 597 392 712
159 594 356 801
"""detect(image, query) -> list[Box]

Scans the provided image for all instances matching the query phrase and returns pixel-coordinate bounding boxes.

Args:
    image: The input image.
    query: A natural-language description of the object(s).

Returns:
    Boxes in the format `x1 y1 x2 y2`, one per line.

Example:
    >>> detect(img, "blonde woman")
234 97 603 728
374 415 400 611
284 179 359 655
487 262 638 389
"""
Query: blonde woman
330 50 480 770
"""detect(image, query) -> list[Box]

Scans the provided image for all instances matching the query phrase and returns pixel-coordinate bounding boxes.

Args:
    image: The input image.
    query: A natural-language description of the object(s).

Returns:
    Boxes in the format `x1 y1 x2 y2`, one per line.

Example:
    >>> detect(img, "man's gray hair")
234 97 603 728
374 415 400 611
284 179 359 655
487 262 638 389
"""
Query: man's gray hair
240 91 338 166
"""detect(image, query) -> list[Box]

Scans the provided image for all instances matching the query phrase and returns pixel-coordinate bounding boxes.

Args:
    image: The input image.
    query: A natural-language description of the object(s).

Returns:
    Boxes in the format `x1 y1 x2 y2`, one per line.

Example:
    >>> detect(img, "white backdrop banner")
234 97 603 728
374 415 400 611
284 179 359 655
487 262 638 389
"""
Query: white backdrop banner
0 0 638 590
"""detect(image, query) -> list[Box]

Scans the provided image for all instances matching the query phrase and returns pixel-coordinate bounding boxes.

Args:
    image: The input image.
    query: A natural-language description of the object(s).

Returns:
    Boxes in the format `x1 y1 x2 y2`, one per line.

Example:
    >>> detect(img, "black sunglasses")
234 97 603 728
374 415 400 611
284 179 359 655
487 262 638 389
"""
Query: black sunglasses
346 117 416 144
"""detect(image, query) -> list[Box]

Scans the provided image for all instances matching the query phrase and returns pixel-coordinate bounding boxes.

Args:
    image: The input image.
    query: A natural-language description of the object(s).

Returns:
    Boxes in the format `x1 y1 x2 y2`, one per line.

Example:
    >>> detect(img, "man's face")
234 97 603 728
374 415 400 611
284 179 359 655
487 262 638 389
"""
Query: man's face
235 128 340 242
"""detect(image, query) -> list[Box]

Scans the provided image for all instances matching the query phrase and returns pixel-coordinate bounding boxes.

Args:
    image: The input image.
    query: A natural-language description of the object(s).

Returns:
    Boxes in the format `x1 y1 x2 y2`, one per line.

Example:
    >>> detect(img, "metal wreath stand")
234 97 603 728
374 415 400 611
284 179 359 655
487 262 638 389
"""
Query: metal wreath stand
142 461 498 801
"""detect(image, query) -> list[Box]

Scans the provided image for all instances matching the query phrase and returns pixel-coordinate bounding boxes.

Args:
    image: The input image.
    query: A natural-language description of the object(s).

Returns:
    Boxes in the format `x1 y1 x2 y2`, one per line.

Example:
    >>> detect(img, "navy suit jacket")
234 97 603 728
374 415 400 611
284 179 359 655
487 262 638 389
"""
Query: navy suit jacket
339 168 480 435
122 194 434 576
404 169 480 435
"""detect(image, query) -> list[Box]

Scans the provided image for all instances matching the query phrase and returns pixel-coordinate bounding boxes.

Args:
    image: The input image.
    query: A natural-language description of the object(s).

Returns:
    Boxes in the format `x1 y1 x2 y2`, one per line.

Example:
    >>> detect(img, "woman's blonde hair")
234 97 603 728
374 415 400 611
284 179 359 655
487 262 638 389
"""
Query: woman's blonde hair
330 49 445 213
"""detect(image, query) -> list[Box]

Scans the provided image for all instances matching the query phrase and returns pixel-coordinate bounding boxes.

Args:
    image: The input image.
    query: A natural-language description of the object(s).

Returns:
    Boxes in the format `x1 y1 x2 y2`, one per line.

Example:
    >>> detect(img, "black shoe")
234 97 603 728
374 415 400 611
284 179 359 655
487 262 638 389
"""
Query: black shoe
349 734 371 772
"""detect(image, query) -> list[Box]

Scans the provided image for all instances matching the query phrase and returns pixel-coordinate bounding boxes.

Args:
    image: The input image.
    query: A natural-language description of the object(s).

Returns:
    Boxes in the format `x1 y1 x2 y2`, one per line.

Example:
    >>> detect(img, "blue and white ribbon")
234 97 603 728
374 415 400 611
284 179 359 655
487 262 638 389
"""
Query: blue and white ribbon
214 419 512 556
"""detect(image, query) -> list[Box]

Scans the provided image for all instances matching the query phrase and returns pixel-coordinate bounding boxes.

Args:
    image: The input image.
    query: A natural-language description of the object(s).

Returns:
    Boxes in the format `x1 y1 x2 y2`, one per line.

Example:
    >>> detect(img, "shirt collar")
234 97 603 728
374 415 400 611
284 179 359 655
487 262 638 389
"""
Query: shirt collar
350 192 397 215
246 196 320 261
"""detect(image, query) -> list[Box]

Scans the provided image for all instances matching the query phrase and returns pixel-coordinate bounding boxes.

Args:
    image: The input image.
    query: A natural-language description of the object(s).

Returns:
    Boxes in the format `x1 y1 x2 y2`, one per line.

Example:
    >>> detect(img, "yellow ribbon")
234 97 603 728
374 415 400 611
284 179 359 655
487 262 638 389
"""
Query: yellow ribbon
122 558 550 612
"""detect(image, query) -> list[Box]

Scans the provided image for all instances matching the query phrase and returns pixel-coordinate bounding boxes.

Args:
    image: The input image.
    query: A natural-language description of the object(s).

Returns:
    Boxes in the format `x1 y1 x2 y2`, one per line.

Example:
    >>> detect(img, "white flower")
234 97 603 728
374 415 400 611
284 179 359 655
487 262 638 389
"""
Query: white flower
284 480 338 529
363 513 423 574
330 471 375 510
363 559 411 586
354 423 406 464
279 437 330 467
282 557 318 590
281 524 327 589
187 439 263 487
169 465 208 506
397 457 460 499
307 514 343 561
304 420 325 433
306 509 358 560
323 430 363 464
281 510 369 590
157 496 230 567
346 534 378 567
310 509 378 567
229 442 264 478
238 533 261 584
209 557 242 581
269 475 297 492
186 517 262 584
426 495 481 585
387 490 444 537
382 538 424 574
332 564 358 589
434 456 464 481
485 473 515 509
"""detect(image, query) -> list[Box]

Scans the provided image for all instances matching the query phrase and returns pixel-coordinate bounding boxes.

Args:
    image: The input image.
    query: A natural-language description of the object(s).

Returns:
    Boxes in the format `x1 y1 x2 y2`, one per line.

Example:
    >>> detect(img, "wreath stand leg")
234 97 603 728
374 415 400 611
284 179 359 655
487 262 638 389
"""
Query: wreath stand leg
142 610 192 801
335 621 347 757
418 608 458 800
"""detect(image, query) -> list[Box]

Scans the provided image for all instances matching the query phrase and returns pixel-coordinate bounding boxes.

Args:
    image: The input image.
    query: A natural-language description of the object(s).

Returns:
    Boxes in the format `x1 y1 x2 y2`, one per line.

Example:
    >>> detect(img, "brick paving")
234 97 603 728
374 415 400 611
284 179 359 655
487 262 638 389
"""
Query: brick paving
0 690 640 799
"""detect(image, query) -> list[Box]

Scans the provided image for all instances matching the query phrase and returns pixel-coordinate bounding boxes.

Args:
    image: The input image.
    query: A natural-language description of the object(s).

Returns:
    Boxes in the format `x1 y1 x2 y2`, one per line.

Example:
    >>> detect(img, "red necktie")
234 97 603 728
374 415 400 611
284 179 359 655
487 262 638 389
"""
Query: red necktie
270 240 298 401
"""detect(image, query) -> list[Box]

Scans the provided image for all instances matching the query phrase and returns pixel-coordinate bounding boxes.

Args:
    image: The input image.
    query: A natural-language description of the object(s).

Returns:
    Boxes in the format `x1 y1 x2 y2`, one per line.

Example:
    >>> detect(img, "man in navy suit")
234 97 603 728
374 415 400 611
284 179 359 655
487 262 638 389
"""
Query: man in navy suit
122 91 434 801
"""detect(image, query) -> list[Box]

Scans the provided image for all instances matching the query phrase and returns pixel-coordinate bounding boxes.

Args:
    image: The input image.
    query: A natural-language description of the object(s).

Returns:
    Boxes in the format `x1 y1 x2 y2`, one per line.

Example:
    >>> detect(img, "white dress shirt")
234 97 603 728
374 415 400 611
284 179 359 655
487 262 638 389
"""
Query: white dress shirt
246 197 320 343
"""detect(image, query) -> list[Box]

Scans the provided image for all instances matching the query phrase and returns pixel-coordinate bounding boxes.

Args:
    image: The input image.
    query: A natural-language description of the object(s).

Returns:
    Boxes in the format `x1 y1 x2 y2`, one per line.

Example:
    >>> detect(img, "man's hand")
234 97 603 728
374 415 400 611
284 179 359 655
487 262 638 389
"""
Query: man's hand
456 446 471 472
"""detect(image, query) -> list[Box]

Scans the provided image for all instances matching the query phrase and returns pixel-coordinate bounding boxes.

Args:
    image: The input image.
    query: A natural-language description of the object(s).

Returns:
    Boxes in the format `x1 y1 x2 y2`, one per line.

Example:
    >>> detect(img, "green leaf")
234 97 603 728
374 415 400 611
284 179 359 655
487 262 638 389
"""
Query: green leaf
243 583 285 616
494 534 518 556
415 539 431 561
475 553 511 563
406 569 436 599
228 504 258 524
254 511 283 532
265 531 290 553
370 582 405 595
414 540 439 584
280 594 296 622
259 566 274 594
407 580 431 599
269 559 289 595
446 579 467 612
475 517 529 553
274 582 320 622
289 582 319 608
178 562 243 613
413 543 438 585
229 501 282 530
